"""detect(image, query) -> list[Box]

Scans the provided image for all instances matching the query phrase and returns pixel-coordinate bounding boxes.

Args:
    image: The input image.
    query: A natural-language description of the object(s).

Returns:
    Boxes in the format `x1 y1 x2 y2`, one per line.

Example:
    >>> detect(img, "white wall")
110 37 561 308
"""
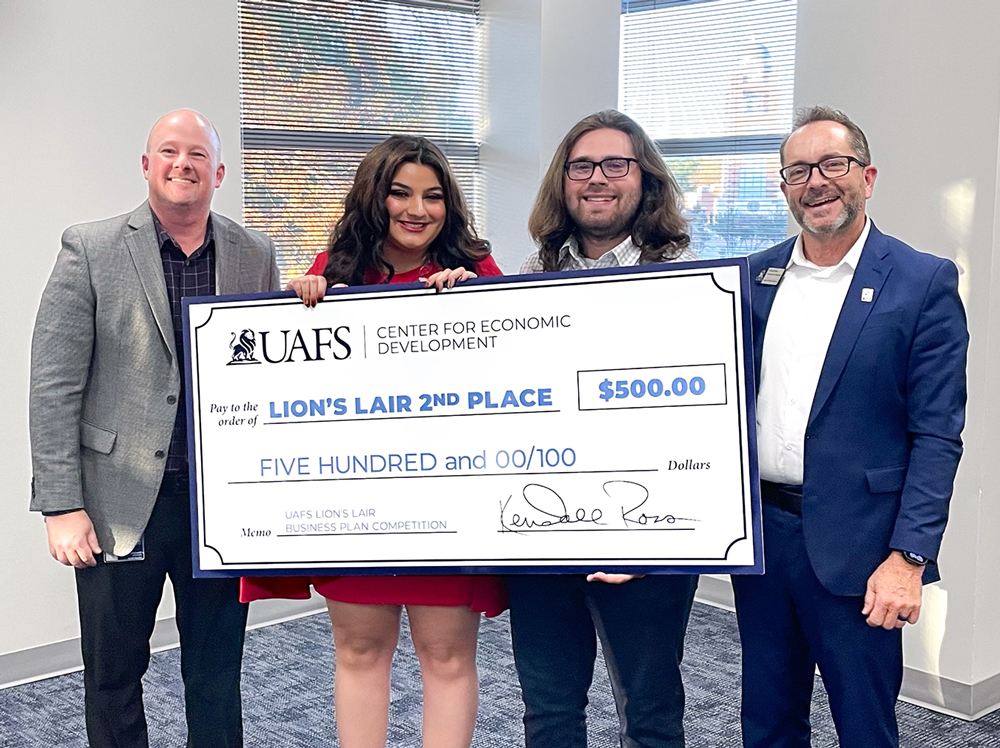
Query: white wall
538 0 621 163
481 0 544 270
482 0 620 271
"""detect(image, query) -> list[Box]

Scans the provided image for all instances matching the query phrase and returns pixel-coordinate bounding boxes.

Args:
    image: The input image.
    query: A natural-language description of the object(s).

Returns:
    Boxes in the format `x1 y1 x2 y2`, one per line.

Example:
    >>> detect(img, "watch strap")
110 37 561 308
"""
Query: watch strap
899 550 929 566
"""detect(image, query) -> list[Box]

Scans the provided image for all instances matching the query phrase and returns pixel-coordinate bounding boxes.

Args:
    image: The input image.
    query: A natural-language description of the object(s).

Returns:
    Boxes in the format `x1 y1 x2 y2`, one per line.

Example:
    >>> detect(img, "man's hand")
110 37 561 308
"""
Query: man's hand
862 551 924 629
287 275 329 307
45 510 102 568
586 572 645 585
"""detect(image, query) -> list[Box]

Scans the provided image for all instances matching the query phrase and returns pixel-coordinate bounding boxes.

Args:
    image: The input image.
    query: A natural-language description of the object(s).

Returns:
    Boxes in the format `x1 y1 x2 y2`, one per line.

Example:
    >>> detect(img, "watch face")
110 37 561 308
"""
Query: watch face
904 552 928 566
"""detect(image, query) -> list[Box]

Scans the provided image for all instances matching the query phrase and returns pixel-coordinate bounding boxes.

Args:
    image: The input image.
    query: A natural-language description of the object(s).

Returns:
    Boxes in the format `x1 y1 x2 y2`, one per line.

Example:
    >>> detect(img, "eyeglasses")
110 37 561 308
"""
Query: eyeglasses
779 156 867 185
564 157 639 181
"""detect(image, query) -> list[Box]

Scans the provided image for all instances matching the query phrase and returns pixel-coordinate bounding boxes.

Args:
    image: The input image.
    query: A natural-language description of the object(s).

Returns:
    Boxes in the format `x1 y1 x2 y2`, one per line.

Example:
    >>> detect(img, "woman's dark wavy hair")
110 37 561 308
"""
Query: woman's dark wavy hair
322 135 490 285
528 110 690 271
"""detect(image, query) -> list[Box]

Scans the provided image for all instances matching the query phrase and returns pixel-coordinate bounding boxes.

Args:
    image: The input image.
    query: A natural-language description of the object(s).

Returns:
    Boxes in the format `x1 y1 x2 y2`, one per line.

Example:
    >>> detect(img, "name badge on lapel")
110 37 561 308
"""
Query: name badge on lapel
756 267 785 286
861 287 875 303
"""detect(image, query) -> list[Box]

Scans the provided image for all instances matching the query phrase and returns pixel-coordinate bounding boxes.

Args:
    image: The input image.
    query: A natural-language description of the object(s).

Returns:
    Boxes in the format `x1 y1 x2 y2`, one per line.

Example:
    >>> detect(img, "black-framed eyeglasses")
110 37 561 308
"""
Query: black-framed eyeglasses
564 157 639 181
779 156 867 185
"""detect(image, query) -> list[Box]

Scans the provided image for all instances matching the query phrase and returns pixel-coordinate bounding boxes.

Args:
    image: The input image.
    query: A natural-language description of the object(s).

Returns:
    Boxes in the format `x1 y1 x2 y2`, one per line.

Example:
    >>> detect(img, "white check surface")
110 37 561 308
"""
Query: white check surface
185 263 759 573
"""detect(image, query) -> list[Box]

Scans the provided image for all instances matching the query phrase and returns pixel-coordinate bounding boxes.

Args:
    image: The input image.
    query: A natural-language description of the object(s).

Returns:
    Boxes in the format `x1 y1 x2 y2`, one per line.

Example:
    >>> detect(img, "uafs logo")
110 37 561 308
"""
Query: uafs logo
228 329 260 365
227 327 352 365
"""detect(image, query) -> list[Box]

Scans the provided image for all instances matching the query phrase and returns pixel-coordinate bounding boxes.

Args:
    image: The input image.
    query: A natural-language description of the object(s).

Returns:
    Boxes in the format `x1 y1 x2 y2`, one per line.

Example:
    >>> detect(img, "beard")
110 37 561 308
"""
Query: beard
793 186 863 236
575 211 636 243
569 191 642 245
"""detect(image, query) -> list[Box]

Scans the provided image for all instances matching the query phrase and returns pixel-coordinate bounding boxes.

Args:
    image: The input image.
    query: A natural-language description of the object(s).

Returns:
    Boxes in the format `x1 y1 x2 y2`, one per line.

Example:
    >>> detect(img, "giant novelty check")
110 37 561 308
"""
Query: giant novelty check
184 260 762 577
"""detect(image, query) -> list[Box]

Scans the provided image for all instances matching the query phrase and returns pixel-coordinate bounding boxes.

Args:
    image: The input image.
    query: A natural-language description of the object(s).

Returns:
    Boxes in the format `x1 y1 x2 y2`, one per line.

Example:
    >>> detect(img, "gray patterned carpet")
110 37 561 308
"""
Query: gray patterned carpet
2 602 998 747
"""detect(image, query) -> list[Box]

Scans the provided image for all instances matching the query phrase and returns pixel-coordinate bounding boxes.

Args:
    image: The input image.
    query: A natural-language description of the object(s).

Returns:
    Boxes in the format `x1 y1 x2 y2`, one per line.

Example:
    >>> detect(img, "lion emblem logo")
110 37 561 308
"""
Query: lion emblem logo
227 329 261 365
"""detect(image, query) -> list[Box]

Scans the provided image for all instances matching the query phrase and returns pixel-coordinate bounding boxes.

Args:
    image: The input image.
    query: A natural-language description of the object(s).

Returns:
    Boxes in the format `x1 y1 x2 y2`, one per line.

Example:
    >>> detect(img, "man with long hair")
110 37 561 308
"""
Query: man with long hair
523 109 694 272
511 109 699 748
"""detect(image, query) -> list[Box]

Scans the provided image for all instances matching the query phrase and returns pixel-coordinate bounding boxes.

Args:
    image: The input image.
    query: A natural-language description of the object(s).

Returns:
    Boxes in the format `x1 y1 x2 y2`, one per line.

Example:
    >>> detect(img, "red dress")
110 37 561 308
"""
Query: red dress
240 251 507 616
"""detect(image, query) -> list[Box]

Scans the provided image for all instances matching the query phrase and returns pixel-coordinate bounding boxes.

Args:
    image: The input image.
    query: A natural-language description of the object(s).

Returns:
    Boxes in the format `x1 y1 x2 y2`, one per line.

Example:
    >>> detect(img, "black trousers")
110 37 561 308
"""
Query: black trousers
507 574 699 748
732 503 903 748
75 484 248 748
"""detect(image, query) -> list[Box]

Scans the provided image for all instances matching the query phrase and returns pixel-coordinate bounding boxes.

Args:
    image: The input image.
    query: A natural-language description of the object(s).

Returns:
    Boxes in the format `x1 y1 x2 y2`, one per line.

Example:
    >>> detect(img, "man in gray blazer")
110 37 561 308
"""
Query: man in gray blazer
29 109 280 747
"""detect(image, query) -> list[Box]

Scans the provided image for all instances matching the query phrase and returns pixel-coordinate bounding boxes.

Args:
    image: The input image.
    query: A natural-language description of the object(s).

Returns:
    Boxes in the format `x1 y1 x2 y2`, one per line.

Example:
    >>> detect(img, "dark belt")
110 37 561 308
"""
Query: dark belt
760 480 803 515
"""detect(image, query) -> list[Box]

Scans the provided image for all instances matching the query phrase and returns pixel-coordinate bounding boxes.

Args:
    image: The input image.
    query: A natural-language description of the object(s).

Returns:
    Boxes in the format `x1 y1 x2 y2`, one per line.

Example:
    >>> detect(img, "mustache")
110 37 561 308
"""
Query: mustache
802 187 841 204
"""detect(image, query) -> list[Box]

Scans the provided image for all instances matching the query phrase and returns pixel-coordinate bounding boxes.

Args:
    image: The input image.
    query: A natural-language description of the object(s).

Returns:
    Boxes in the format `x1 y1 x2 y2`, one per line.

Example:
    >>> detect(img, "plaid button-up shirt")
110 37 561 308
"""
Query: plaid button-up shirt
153 212 216 479
520 235 697 273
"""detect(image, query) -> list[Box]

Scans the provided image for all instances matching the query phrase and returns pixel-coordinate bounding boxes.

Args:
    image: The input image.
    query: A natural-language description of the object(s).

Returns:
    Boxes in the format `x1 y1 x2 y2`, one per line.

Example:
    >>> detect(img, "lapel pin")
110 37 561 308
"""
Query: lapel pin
861 287 874 303
758 267 784 286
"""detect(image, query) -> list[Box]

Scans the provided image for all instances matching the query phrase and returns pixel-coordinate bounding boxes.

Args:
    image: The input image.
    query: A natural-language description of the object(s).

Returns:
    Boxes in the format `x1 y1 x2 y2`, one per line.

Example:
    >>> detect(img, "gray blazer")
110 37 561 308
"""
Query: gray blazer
29 202 281 555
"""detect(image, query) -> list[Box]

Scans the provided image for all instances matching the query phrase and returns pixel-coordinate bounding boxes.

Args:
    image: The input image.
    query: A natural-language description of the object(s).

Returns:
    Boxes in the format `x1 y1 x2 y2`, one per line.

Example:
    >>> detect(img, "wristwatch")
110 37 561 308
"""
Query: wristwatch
899 550 929 567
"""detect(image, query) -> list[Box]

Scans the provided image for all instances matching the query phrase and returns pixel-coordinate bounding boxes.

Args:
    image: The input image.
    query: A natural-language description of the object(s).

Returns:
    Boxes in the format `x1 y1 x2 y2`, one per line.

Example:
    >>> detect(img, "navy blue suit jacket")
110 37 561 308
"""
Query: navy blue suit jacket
750 224 968 596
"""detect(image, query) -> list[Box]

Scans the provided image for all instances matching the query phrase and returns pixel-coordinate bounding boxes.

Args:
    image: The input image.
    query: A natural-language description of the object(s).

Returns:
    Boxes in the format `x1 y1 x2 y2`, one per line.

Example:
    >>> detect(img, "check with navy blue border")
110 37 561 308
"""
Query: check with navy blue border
183 259 763 578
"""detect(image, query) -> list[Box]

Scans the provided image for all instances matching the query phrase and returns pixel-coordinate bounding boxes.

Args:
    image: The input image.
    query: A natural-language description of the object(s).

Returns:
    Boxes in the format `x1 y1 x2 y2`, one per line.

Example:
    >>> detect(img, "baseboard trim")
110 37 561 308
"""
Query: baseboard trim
901 667 1000 721
694 573 736 612
0 597 326 690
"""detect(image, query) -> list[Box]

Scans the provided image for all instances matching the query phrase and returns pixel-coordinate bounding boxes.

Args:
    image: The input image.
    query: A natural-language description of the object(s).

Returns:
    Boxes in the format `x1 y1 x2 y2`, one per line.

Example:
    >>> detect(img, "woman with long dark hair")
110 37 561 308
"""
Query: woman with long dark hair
242 135 505 748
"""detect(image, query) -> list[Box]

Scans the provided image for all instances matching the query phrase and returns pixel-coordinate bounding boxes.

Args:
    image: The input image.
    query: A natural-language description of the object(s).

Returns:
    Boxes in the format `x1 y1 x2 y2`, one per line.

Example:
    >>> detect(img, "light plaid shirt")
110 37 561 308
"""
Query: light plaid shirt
519 235 697 273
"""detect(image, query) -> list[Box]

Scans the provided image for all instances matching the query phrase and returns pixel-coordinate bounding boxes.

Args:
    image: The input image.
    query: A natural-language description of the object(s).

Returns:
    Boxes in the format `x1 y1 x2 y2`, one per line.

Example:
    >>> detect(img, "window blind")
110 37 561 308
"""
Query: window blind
238 0 483 282
620 0 798 258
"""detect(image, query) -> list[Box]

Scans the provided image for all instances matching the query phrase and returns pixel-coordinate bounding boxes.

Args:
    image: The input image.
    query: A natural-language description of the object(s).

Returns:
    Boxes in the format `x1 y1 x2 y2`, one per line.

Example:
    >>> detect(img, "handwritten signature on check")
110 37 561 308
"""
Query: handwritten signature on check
499 481 699 533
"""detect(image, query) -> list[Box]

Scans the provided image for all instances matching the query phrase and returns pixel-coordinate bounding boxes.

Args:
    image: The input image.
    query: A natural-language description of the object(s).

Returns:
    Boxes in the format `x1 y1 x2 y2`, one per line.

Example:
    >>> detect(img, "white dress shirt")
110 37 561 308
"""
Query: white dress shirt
757 218 872 485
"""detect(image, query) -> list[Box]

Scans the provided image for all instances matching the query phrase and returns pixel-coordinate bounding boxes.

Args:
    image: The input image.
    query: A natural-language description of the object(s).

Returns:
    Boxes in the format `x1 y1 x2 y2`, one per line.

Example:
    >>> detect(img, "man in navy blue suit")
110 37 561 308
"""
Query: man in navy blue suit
732 106 968 748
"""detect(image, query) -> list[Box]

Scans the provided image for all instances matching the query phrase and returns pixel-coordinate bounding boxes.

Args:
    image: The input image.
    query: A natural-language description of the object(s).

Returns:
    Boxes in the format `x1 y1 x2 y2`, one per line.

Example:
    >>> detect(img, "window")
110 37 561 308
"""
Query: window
620 0 798 257
238 0 483 282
